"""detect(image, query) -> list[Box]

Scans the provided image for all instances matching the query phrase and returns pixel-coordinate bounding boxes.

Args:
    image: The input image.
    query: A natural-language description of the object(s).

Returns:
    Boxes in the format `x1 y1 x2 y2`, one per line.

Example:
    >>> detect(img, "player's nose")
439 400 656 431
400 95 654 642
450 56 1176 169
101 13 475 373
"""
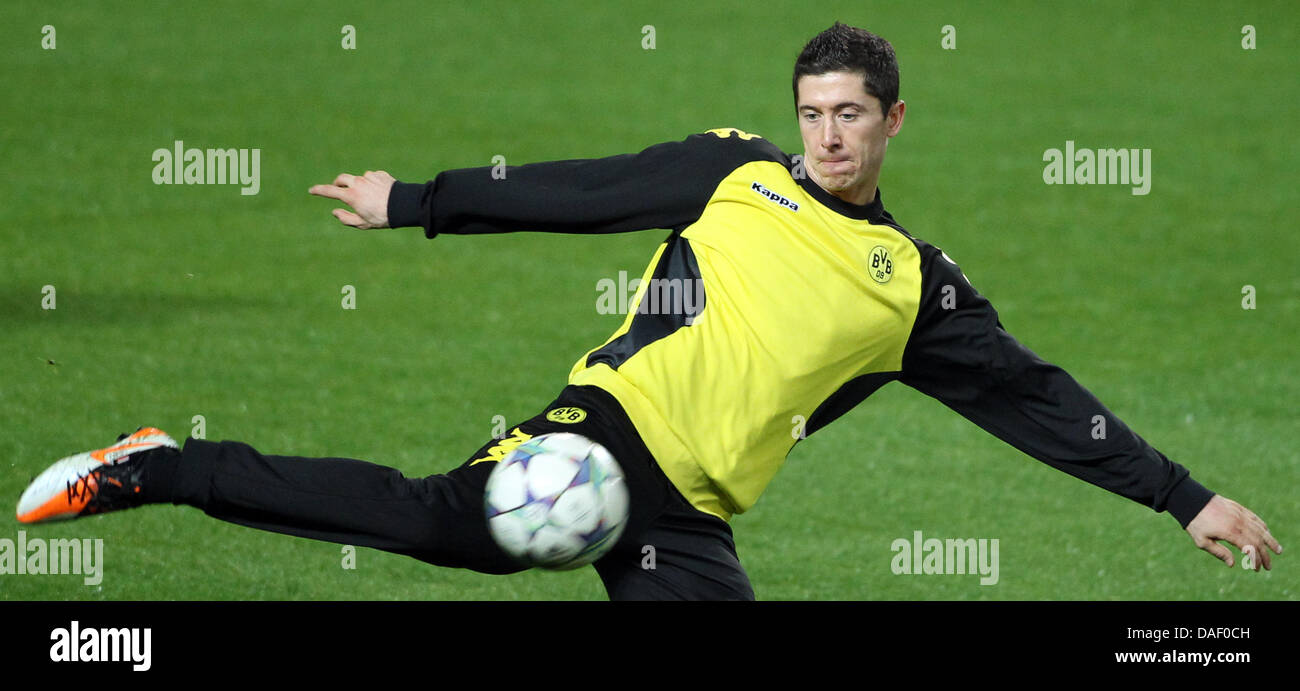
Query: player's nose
820 122 842 149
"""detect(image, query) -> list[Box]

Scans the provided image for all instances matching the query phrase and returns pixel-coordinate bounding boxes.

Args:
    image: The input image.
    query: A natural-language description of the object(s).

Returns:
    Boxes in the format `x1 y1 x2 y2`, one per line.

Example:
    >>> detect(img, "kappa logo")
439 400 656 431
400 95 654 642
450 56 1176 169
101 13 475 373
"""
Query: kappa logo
751 182 799 212
469 427 534 465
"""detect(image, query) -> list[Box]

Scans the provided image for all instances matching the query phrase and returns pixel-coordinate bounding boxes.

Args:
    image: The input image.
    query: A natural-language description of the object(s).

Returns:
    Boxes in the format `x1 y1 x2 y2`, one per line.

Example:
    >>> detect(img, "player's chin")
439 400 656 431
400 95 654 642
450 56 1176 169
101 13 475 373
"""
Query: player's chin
819 174 856 192
816 166 856 187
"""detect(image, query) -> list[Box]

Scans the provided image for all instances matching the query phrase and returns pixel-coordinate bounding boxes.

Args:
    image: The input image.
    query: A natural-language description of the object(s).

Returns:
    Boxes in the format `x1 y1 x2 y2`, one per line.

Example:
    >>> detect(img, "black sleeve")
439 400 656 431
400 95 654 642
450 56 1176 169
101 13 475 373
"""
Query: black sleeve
386 129 784 238
898 243 1215 528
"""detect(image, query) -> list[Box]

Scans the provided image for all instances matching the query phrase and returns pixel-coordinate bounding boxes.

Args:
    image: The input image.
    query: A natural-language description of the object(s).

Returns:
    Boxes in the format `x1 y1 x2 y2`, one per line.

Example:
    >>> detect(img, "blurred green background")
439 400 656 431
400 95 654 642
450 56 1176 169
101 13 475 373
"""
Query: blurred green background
1 0 1295 600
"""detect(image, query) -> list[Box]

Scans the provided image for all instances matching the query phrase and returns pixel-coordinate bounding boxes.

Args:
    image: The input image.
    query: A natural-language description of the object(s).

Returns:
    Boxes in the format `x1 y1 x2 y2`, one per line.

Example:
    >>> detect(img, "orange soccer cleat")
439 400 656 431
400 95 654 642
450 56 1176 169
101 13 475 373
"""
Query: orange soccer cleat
16 427 179 524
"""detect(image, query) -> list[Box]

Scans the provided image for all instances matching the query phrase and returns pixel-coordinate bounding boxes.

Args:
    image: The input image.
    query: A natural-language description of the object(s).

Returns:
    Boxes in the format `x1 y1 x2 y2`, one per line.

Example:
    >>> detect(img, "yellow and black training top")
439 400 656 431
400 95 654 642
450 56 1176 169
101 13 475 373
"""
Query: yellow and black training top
388 128 1213 527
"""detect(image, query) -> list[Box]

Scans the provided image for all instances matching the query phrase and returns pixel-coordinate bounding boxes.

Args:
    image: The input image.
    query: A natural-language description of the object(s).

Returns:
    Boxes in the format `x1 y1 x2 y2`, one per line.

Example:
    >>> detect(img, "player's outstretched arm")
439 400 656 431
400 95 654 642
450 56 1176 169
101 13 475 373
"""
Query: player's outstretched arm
369 130 782 238
898 245 1275 563
309 170 395 229
1185 494 1282 571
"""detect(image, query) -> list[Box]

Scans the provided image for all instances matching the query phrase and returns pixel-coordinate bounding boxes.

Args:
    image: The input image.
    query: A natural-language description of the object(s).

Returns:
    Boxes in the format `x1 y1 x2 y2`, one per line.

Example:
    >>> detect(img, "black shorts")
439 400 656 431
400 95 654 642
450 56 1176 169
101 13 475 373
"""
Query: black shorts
177 385 754 600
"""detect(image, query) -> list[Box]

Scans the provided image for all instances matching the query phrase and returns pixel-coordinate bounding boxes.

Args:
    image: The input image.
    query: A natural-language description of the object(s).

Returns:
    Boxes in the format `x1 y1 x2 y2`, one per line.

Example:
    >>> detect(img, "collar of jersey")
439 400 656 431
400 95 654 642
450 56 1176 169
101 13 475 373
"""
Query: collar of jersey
794 174 886 222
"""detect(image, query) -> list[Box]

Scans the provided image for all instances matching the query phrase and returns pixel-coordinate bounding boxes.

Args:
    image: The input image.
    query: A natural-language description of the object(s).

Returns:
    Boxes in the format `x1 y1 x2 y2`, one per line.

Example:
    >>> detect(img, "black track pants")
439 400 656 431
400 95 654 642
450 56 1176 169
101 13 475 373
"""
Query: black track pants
170 385 755 600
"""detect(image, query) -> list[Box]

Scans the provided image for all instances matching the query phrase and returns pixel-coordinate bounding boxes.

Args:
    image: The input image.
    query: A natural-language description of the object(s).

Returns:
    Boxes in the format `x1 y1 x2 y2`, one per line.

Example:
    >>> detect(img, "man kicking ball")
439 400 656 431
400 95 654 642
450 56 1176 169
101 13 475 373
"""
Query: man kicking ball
15 23 1282 598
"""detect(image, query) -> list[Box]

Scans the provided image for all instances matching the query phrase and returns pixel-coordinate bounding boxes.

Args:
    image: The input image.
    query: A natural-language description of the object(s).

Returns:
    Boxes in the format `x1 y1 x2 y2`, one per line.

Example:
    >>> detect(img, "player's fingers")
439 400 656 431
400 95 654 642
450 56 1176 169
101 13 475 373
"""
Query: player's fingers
1246 527 1279 570
1241 508 1283 555
1200 539 1234 567
1241 544 1260 572
1227 530 1266 570
332 208 365 227
333 173 357 188
308 184 349 201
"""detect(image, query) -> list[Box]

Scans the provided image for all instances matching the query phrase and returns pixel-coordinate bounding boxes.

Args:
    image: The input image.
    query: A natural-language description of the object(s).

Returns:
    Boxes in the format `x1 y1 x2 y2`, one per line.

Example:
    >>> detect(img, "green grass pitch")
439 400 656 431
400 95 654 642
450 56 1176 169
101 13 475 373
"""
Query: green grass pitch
1 0 1295 600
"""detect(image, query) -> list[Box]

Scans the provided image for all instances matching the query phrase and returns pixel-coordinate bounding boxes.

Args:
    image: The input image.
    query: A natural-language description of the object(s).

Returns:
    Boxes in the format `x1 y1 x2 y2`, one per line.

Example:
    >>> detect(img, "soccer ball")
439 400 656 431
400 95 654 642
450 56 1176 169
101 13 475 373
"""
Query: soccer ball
484 432 630 570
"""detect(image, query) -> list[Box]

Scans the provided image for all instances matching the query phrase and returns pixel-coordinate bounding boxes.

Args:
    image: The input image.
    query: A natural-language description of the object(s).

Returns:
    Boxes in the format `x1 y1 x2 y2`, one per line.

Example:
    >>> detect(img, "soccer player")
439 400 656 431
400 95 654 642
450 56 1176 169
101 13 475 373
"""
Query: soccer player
17 23 1280 599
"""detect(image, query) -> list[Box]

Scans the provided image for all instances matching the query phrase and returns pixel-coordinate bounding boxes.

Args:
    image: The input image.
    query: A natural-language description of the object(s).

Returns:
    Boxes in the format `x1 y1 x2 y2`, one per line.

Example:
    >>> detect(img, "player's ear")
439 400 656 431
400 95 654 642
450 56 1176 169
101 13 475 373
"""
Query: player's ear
886 100 906 137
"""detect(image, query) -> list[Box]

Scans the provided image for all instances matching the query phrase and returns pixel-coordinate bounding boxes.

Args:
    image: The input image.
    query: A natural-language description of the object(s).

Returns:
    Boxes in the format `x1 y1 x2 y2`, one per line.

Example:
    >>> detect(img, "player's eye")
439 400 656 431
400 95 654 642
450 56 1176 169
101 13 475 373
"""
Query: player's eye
840 112 858 121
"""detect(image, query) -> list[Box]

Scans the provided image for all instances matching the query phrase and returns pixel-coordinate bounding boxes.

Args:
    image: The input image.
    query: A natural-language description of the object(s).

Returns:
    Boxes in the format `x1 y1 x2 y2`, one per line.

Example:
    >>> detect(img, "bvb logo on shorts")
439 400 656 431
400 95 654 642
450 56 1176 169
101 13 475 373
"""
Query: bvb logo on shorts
546 407 587 424
868 245 894 284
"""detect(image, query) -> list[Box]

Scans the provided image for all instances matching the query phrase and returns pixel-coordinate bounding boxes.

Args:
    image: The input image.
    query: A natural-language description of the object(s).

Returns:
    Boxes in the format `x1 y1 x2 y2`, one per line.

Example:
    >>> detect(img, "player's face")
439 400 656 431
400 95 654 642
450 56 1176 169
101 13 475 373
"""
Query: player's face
796 71 905 206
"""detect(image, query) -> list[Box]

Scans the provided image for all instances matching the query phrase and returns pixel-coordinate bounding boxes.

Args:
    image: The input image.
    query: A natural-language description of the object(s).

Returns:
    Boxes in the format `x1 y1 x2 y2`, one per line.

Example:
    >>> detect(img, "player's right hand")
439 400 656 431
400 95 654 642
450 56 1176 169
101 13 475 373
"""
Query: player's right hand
309 170 395 229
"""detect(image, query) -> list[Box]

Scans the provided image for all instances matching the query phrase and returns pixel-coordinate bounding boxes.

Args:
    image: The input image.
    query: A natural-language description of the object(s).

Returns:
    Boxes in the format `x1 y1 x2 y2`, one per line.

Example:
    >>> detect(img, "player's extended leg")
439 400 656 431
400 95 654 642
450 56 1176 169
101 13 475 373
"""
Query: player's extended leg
16 427 525 575
15 386 758 598
170 437 526 574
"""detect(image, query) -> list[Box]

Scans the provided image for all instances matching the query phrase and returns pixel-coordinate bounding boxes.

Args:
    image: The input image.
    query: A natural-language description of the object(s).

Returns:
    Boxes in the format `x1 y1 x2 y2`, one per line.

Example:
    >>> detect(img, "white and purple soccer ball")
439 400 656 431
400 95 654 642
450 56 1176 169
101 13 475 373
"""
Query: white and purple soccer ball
484 432 629 570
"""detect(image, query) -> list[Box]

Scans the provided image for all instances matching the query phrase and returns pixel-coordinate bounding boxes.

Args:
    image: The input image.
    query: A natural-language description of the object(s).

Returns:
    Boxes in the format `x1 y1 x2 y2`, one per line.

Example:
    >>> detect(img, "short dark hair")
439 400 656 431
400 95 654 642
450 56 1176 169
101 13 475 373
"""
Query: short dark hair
793 22 899 117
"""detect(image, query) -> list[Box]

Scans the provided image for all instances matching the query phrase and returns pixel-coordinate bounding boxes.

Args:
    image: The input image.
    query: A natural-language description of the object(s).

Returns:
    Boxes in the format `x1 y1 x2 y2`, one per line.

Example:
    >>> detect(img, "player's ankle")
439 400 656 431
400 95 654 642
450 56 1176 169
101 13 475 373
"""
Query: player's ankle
137 446 183 504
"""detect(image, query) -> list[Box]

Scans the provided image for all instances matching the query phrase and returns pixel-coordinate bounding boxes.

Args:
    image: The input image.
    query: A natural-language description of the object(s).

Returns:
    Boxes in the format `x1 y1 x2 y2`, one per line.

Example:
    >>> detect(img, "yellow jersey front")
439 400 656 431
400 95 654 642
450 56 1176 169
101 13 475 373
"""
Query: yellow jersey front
388 127 1215 528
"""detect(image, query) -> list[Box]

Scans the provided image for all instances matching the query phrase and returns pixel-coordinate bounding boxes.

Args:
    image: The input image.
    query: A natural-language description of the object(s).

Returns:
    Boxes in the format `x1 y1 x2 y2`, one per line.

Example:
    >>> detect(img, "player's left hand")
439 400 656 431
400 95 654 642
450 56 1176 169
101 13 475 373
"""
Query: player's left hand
309 170 395 229
1185 495 1282 571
